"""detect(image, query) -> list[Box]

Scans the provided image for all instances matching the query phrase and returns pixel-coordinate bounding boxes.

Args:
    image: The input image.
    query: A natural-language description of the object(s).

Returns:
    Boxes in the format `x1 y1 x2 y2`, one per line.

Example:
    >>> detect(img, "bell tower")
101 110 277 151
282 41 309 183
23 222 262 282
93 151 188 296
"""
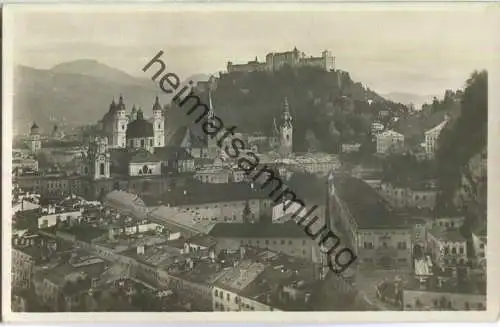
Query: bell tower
152 96 164 147
84 136 111 180
279 97 293 157
113 95 128 148
207 91 219 159
28 122 42 154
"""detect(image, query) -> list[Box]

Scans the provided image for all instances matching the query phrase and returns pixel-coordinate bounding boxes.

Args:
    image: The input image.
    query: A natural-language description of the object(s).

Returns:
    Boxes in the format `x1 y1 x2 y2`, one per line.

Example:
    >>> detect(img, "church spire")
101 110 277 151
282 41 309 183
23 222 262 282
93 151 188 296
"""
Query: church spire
153 95 162 111
283 97 290 113
208 91 215 120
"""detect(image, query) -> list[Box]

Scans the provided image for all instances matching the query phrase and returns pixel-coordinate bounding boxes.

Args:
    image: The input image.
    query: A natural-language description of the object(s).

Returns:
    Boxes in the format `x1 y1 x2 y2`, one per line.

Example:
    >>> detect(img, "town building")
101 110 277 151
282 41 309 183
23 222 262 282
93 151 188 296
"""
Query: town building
403 280 486 311
208 221 323 263
376 130 404 154
426 226 469 280
328 174 413 271
424 115 449 159
379 181 438 210
146 182 273 224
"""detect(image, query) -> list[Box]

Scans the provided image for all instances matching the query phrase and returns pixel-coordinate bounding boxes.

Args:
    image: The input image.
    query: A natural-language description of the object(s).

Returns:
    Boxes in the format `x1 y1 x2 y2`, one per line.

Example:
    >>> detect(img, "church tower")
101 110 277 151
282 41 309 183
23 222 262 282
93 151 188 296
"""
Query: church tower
112 95 128 148
279 97 293 157
152 96 165 147
28 122 42 154
207 91 219 159
83 136 111 180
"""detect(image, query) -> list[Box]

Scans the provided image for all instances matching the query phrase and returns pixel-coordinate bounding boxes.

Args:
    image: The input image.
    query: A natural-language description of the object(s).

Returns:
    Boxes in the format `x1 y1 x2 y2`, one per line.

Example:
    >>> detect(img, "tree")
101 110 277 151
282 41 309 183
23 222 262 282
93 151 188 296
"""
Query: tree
242 201 252 223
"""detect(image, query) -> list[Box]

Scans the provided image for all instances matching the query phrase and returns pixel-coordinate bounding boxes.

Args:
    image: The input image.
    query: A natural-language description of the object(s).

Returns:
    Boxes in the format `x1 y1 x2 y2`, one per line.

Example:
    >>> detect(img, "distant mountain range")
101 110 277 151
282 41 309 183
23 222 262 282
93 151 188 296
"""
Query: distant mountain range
382 92 440 110
13 59 209 135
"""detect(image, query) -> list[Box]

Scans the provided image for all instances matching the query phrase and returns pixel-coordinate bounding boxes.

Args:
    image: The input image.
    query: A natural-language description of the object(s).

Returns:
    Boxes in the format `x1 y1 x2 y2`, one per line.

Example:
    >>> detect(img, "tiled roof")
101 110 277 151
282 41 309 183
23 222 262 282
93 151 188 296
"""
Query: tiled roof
129 148 161 163
428 226 466 242
208 221 308 238
160 181 270 206
331 174 404 229
169 126 207 148
154 146 193 161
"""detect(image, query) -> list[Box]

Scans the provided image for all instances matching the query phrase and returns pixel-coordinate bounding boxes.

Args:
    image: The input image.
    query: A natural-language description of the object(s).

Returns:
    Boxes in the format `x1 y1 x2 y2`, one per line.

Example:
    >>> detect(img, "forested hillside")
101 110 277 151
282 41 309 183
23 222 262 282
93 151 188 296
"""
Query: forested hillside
166 65 408 153
434 71 487 229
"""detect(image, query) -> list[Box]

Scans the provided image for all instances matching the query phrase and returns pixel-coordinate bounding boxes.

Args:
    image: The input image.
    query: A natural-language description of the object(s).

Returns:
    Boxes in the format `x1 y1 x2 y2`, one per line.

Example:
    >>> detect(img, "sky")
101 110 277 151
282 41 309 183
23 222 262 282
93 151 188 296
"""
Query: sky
7 5 499 95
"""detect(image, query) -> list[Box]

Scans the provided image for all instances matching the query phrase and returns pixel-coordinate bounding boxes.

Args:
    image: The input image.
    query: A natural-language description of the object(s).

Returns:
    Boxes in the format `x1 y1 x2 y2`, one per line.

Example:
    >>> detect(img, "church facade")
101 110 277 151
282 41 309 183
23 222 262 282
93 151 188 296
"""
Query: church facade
100 95 165 149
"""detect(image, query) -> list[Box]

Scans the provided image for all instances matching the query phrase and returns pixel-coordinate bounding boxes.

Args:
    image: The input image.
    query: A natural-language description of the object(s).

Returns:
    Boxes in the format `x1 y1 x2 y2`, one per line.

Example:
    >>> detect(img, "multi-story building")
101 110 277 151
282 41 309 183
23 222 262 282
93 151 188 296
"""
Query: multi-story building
426 226 469 280
12 246 37 290
208 222 323 263
227 48 335 73
424 115 449 159
376 130 404 154
403 286 486 311
471 224 487 266
12 158 39 175
151 182 273 224
328 174 413 271
379 181 437 209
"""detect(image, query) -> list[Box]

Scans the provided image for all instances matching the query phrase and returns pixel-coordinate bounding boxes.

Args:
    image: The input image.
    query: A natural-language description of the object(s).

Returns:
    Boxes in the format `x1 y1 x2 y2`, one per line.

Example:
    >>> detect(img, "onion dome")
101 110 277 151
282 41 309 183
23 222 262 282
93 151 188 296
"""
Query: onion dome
109 98 116 112
126 109 154 138
117 94 126 111
30 122 40 134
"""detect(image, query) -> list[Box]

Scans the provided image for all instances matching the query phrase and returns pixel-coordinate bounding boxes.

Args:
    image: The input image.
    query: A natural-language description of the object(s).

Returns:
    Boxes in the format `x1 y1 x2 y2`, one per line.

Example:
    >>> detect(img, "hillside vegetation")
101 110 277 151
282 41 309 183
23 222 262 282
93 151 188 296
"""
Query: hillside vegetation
168 65 408 153
434 71 487 224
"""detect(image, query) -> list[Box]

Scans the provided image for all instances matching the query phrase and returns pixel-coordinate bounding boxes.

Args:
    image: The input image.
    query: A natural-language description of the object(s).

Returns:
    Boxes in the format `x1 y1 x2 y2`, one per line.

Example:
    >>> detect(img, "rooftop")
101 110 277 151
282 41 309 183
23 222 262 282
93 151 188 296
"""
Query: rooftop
208 221 309 239
154 181 270 206
331 174 405 229
428 226 466 242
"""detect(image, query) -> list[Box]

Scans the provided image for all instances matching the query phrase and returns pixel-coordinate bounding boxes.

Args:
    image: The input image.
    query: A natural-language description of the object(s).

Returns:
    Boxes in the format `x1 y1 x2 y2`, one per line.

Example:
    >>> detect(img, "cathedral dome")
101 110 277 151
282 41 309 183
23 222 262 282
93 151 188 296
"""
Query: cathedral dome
126 109 154 138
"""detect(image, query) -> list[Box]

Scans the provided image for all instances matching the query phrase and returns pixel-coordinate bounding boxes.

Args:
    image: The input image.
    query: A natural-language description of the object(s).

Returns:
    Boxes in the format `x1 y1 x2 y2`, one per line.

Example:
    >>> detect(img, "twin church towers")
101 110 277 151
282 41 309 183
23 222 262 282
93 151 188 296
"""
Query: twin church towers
98 92 294 156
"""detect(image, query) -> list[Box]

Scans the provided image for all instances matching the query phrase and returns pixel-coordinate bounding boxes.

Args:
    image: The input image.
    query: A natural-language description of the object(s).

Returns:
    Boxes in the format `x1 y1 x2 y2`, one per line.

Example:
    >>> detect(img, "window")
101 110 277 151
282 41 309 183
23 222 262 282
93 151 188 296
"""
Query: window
219 291 223 299
459 247 464 254
265 240 269 245
158 124 161 129
129 140 134 147
215 290 218 297
288 240 292 245
281 240 285 245
452 247 457 254
100 163 105 175
122 125 125 130
227 294 230 301
141 139 145 147
150 139 153 146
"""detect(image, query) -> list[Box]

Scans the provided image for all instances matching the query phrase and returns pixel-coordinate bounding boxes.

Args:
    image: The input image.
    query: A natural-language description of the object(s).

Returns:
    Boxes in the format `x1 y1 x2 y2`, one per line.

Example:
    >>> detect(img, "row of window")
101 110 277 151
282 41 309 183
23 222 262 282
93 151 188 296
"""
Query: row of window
186 201 260 210
443 246 465 255
240 239 308 246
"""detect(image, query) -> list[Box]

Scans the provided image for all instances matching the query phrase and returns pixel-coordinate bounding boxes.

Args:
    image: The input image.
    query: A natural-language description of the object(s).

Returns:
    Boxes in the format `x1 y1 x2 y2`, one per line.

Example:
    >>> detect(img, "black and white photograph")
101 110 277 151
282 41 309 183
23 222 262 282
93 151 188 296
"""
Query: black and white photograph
2 4 498 323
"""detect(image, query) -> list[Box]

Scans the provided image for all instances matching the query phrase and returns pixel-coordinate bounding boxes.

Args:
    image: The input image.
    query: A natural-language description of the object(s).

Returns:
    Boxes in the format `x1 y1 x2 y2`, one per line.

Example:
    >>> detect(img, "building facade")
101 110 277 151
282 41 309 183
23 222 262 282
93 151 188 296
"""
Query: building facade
227 48 335 73
424 116 449 159
376 130 404 154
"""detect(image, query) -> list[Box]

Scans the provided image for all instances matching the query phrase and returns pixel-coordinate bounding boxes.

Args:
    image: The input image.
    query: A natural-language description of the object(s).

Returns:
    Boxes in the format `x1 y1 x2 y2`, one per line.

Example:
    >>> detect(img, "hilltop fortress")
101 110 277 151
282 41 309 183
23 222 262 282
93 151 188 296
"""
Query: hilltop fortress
227 47 335 73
